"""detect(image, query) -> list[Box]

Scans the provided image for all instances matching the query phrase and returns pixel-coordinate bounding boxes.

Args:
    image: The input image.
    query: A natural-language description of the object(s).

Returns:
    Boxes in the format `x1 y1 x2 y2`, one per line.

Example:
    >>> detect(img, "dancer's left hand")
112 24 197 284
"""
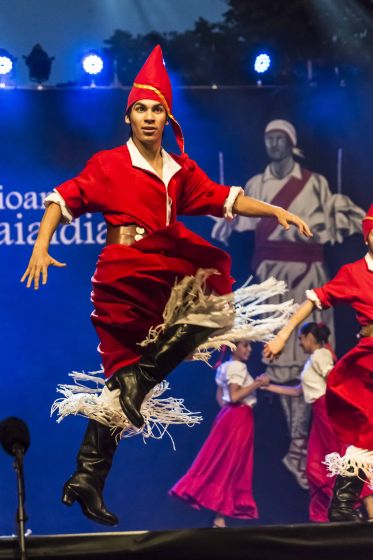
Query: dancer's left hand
263 336 286 361
275 208 313 238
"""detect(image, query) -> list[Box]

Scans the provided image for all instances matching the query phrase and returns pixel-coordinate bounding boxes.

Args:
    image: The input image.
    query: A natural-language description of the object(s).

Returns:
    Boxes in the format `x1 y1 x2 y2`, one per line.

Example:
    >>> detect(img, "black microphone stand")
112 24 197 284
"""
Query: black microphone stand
13 444 28 560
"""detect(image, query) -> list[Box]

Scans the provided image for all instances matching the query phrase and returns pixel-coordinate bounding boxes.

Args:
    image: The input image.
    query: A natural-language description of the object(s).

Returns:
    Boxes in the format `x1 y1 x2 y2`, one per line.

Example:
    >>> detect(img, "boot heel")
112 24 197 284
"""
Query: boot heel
62 486 78 506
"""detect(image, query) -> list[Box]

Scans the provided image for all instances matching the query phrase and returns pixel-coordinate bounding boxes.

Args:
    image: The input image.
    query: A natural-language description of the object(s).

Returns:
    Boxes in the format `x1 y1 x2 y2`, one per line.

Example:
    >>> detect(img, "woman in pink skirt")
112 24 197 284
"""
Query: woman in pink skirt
169 340 270 528
262 322 372 522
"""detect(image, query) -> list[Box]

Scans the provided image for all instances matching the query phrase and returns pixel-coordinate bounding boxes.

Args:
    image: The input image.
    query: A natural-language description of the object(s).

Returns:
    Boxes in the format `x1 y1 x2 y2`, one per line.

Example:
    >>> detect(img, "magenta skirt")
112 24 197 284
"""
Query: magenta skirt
169 404 258 519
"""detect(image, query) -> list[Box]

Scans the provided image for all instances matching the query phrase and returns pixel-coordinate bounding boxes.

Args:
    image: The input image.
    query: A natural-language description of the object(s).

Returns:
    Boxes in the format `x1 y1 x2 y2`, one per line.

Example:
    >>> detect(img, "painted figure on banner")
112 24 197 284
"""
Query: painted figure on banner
211 120 365 489
21 48 311 526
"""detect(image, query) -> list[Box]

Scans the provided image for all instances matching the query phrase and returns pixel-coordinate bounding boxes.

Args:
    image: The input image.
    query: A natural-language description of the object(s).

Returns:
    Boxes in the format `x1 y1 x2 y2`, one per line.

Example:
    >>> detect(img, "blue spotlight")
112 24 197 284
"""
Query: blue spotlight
0 54 13 76
254 53 271 74
82 53 104 76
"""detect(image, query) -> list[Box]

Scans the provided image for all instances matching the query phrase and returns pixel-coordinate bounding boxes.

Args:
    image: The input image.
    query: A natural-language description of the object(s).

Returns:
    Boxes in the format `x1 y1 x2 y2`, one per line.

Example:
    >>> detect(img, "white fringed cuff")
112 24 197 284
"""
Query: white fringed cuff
51 371 202 449
223 186 244 220
44 190 74 224
306 289 323 310
140 269 296 365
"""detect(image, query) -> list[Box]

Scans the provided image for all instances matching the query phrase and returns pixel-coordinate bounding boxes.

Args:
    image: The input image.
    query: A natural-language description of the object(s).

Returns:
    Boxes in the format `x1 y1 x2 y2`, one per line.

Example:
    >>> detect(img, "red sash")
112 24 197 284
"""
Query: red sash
252 168 323 288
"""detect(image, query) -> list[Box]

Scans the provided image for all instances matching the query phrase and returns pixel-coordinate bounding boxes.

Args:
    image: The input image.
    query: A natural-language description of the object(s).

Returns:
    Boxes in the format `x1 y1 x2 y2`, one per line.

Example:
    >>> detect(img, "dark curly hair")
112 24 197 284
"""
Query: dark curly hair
300 322 330 344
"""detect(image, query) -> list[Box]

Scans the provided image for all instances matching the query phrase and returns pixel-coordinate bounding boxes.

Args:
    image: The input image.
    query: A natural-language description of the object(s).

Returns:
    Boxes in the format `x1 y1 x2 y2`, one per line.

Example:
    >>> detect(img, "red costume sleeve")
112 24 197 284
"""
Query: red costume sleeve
55 153 107 219
177 159 231 217
313 264 353 309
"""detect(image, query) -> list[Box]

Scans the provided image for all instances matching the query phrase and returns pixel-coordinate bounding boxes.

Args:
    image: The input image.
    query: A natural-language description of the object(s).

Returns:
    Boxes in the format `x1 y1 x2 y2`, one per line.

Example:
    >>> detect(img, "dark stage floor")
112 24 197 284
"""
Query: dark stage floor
1 522 372 560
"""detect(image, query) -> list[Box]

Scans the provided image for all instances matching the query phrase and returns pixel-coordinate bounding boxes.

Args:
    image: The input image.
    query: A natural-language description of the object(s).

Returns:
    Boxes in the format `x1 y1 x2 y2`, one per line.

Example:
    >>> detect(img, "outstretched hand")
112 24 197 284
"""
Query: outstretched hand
256 373 271 387
263 336 286 362
275 208 312 238
21 247 66 290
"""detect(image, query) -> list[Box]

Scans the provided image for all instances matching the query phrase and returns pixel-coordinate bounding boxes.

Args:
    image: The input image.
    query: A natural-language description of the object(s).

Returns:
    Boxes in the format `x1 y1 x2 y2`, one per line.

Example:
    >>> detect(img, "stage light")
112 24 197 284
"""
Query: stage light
0 49 15 77
0 55 12 75
82 54 104 76
0 49 15 87
254 53 271 74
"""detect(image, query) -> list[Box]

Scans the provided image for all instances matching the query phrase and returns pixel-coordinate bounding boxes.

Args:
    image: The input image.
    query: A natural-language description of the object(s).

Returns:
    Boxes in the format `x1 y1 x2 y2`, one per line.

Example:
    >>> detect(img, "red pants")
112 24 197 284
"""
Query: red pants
91 222 232 378
326 337 373 449
307 395 372 522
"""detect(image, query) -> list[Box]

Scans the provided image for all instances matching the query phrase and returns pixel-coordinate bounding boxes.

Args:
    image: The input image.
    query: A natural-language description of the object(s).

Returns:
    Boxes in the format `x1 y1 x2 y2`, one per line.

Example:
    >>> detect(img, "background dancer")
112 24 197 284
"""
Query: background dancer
262 322 342 522
21 46 311 526
170 341 270 527
264 204 373 522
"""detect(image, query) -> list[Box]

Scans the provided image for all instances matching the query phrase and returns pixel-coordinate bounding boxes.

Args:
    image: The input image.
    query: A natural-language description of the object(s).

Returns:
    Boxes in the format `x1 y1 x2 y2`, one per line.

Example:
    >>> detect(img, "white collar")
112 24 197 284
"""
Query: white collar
365 253 373 271
263 161 302 182
127 137 181 188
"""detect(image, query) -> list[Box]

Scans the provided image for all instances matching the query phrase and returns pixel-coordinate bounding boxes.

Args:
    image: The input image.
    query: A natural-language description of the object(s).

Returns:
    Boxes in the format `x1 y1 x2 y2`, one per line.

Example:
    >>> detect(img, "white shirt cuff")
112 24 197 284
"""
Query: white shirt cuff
223 186 244 220
44 190 74 224
306 289 322 310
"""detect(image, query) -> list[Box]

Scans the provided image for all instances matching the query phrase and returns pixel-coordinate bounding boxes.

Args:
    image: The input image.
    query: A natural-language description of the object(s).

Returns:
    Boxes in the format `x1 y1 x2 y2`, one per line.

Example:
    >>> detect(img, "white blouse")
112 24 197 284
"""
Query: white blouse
215 359 257 407
300 347 334 403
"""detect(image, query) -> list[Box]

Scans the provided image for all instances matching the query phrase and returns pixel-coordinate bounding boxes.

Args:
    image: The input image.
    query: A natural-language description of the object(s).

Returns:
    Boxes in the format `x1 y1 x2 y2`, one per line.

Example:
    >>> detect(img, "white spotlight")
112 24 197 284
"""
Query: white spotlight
254 53 271 74
82 54 104 76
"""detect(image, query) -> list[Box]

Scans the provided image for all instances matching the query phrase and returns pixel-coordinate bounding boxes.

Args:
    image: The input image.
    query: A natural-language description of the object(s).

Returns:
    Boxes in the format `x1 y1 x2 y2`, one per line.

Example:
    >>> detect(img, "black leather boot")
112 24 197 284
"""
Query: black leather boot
106 323 217 428
62 420 119 526
328 474 365 522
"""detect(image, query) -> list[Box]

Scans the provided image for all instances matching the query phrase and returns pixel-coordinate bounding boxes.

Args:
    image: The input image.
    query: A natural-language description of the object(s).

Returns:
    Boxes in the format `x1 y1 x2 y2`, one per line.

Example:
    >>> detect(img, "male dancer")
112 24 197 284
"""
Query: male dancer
22 46 311 525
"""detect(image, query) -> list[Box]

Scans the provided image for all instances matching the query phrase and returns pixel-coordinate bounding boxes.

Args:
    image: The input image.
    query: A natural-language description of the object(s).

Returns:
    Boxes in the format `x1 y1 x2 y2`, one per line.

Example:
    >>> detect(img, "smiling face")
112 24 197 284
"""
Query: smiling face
298 332 316 354
233 340 252 361
264 130 293 161
125 99 167 146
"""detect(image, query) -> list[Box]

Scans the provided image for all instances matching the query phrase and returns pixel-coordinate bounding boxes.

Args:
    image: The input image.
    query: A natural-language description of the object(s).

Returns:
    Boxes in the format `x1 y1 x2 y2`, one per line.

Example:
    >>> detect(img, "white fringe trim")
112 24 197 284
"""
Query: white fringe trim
51 369 202 450
324 445 373 487
51 269 295 445
141 269 297 364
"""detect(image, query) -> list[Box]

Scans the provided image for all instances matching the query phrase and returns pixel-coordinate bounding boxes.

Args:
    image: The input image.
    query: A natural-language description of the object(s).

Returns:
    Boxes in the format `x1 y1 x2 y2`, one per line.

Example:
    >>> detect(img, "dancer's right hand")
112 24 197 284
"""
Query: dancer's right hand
21 247 66 289
263 336 286 361
256 373 271 387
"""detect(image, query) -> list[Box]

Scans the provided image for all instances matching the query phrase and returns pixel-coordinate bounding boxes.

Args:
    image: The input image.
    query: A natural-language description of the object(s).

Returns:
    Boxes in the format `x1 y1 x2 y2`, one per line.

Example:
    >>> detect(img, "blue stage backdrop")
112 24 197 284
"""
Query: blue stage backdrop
0 85 371 535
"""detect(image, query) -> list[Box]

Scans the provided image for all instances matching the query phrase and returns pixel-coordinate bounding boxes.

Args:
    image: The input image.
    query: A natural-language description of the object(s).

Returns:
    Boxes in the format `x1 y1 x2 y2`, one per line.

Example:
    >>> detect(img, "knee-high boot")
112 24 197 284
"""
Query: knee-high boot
106 323 217 428
328 473 365 522
62 420 119 526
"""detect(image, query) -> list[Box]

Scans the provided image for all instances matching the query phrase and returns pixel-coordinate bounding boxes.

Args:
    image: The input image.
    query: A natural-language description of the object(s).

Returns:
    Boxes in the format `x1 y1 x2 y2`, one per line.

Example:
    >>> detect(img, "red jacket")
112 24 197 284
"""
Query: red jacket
55 145 232 232
311 256 373 448
313 256 373 326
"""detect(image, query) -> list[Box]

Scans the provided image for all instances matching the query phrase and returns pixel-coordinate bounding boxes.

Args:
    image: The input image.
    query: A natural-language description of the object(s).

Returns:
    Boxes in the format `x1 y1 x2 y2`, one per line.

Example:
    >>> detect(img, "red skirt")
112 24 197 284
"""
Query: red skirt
326 337 373 450
306 395 345 522
169 404 259 519
91 222 232 378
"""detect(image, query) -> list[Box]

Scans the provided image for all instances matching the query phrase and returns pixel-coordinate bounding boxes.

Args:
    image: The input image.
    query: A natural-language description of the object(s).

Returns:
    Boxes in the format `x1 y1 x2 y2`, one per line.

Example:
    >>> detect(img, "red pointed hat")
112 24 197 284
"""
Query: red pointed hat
126 45 184 153
362 203 373 240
